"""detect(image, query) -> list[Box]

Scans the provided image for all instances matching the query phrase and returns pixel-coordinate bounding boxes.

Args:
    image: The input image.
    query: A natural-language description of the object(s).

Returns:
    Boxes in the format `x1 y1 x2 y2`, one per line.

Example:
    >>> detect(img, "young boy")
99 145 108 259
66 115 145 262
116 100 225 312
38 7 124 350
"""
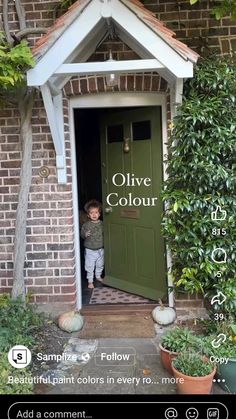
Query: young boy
80 200 104 289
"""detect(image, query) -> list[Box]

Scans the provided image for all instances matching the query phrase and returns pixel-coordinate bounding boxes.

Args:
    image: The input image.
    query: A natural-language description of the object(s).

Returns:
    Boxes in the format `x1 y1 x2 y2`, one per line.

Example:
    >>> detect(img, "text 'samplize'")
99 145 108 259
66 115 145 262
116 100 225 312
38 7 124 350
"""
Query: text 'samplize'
106 173 158 207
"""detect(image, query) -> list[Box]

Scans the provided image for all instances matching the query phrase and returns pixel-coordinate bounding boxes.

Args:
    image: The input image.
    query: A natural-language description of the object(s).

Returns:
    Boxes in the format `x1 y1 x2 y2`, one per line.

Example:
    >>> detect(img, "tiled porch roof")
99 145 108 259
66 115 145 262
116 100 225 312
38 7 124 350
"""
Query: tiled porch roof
121 0 199 62
33 0 199 63
32 0 91 58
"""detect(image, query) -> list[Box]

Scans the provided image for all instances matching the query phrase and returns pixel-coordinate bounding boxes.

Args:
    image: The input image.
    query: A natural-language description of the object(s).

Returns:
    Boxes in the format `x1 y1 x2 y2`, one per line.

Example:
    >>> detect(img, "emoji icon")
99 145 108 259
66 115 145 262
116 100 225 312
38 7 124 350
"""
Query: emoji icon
211 248 227 264
186 407 199 419
211 291 227 306
211 206 227 221
211 333 227 349
165 408 178 419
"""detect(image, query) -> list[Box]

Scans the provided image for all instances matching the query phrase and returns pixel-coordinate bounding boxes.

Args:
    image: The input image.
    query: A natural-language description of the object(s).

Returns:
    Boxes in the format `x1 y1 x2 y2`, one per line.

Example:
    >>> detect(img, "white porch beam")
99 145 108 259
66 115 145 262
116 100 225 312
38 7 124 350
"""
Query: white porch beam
52 23 108 90
170 78 184 119
27 0 102 86
174 78 184 105
48 80 61 96
54 59 164 76
40 84 67 184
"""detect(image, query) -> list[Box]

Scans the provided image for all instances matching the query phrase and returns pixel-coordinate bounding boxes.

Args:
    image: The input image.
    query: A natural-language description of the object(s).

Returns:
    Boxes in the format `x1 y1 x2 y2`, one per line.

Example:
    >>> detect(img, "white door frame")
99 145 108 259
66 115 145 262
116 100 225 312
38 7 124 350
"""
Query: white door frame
69 92 173 310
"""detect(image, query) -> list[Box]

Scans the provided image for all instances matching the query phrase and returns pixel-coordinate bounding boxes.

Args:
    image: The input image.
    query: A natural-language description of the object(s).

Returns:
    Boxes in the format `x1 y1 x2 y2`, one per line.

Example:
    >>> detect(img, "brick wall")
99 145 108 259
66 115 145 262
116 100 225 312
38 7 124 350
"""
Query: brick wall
144 0 236 55
0 92 76 304
0 0 235 309
63 73 168 96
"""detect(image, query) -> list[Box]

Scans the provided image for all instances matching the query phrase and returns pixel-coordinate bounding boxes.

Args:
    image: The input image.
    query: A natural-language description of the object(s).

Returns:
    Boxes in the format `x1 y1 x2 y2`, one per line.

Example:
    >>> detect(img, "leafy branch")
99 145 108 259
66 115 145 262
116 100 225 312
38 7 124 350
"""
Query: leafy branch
190 0 236 19
0 34 35 89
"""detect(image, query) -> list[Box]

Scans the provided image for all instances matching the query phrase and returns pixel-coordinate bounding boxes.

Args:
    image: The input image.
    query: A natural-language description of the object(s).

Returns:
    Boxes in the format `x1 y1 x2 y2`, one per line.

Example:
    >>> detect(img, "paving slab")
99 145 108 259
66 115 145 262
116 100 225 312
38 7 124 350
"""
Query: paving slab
39 334 227 395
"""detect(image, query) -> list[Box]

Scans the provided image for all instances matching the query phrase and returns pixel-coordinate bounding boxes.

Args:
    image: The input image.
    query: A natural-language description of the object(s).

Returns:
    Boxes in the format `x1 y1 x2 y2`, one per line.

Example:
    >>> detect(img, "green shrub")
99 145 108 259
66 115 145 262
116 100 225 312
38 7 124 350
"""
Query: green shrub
161 327 201 352
173 352 214 377
0 294 44 352
0 294 44 394
0 353 33 394
162 55 236 316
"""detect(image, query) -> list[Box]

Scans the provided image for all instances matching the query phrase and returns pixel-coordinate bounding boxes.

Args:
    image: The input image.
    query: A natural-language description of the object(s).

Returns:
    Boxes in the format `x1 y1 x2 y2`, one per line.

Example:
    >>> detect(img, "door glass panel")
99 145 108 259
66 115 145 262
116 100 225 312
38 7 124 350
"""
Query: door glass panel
132 120 151 141
107 124 124 143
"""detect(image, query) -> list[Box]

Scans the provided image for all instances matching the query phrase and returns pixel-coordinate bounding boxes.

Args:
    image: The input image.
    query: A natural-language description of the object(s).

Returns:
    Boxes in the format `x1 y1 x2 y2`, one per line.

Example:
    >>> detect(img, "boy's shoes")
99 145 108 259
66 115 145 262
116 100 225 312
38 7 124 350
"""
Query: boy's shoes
88 283 94 289
96 278 103 283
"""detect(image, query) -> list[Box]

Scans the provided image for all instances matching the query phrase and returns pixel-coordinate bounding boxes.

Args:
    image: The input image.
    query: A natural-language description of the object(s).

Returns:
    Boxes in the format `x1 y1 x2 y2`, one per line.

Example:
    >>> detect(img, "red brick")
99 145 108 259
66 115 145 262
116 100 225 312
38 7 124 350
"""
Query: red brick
30 286 53 294
127 75 135 91
35 295 49 303
88 78 97 93
61 285 76 294
34 278 47 285
135 75 143 92
151 75 160 91
48 277 75 285
144 75 151 91
80 79 88 94
71 79 80 95
49 294 76 303
1 161 21 168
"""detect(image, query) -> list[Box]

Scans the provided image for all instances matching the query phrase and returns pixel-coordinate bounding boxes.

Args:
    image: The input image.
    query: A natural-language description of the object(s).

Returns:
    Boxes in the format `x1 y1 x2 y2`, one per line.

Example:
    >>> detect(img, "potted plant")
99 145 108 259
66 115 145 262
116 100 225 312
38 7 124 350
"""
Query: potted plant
159 327 200 374
202 326 236 393
172 351 216 394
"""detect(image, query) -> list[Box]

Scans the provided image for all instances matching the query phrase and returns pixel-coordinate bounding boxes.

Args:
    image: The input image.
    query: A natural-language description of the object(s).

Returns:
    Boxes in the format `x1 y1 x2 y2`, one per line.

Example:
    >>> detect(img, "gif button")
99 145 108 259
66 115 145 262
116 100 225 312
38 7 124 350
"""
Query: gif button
95 347 136 366
207 409 219 419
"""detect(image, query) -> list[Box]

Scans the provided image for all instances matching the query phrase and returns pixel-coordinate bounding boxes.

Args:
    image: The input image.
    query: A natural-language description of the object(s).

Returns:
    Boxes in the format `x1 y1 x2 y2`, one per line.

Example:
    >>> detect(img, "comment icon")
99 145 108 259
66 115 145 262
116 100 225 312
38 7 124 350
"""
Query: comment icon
211 248 227 264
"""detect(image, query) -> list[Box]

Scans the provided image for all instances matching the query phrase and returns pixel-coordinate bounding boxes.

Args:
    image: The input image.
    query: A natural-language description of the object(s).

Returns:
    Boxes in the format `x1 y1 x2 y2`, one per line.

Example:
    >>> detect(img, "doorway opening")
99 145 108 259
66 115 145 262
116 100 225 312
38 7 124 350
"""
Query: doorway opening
74 108 102 306
74 107 166 307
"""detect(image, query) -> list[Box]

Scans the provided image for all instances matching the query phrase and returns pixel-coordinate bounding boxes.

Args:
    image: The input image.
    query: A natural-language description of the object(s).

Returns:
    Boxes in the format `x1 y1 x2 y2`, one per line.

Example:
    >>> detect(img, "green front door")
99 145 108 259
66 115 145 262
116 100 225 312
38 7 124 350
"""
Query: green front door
100 107 166 300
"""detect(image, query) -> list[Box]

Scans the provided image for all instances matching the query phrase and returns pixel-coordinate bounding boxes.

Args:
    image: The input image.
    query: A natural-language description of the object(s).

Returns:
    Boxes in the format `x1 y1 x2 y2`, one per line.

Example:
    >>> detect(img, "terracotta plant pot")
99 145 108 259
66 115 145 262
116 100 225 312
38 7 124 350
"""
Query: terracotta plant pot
159 344 178 375
172 362 216 394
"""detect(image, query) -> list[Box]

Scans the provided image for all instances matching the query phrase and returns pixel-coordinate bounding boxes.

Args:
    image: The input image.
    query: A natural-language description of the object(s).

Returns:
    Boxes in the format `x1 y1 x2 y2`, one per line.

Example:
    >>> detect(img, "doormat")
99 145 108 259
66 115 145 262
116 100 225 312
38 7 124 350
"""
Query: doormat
78 314 156 338
89 287 152 305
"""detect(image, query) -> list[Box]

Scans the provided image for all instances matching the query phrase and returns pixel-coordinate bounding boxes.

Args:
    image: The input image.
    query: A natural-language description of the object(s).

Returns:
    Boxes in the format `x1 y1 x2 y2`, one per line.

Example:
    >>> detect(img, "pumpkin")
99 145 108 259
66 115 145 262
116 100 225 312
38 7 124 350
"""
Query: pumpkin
58 310 84 333
152 301 176 326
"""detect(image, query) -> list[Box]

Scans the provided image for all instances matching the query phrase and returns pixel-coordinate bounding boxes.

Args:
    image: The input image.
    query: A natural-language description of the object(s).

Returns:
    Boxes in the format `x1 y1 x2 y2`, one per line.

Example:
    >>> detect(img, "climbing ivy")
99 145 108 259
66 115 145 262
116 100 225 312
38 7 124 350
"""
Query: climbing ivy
59 0 76 9
162 56 236 314
191 0 236 20
0 33 34 99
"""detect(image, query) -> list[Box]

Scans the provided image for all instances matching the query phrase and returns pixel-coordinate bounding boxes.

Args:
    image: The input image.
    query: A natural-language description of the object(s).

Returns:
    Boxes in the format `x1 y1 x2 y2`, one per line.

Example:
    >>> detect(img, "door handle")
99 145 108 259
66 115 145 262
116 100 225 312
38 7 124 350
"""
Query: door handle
123 137 130 153
105 207 113 214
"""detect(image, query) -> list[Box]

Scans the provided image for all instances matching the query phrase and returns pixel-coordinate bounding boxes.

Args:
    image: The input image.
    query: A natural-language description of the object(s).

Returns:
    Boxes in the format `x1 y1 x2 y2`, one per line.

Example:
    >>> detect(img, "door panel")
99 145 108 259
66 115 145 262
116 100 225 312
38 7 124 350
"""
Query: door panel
109 223 127 275
134 226 155 281
100 107 166 300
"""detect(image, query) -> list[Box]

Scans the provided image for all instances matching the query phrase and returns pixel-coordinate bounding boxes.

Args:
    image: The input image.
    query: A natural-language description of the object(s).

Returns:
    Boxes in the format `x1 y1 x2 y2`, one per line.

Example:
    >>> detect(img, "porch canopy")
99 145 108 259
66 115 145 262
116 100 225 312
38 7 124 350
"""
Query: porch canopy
27 0 199 183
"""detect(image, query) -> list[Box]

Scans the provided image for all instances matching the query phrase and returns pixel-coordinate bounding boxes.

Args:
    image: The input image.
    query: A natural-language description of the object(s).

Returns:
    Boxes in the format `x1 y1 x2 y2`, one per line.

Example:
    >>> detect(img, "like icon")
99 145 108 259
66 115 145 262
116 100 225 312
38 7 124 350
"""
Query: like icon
211 205 227 221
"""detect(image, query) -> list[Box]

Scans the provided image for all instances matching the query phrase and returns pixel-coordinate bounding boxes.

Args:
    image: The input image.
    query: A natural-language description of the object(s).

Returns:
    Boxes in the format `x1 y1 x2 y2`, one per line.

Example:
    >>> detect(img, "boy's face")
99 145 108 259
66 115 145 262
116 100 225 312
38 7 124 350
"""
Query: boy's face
88 207 100 221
